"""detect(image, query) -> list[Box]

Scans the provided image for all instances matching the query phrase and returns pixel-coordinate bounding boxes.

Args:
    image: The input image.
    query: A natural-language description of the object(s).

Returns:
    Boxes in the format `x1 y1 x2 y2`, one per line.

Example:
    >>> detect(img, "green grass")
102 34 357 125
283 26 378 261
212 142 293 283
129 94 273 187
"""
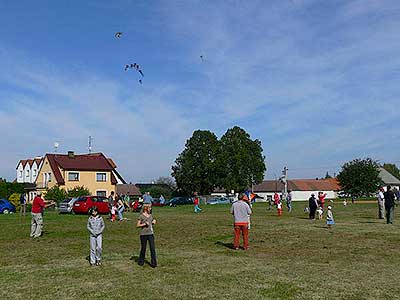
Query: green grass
1 202 400 300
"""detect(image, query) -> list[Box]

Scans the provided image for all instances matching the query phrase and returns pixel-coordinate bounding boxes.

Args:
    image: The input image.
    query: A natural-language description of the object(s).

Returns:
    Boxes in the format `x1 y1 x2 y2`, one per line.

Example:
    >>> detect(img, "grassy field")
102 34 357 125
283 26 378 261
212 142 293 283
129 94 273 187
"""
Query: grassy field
1 202 400 300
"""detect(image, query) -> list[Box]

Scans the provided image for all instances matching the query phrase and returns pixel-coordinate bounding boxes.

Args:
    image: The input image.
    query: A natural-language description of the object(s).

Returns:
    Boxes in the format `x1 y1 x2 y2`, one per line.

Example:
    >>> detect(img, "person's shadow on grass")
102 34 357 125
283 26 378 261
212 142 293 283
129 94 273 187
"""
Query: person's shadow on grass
215 241 234 249
129 255 153 267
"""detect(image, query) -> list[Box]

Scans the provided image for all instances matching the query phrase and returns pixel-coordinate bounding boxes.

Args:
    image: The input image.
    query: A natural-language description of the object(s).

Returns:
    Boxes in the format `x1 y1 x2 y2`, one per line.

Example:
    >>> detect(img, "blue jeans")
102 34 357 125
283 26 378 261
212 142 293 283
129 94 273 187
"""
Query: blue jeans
194 205 202 213
287 201 292 213
117 207 124 221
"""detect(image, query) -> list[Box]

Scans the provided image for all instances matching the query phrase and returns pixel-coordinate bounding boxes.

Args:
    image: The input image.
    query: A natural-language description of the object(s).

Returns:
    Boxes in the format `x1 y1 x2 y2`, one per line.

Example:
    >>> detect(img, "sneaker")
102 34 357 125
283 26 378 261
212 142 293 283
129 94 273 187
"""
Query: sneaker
96 261 102 266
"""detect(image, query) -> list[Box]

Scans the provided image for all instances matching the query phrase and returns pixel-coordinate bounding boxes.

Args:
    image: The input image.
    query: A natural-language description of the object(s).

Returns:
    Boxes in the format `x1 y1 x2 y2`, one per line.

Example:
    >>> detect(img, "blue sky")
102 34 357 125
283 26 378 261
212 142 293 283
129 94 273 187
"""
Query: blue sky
1 0 400 182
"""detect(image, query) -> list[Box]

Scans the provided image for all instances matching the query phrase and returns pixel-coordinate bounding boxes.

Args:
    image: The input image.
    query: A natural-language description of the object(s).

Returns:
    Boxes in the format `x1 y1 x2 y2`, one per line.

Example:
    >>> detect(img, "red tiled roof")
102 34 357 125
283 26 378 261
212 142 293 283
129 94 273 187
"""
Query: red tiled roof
116 184 142 196
50 153 114 171
253 178 341 192
34 158 43 166
107 158 117 169
26 159 34 167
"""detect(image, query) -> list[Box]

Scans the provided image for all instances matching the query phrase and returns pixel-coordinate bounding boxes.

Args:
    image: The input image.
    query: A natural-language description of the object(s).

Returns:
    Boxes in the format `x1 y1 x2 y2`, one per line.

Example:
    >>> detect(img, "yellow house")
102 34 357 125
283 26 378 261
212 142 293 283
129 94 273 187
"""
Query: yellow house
35 151 125 197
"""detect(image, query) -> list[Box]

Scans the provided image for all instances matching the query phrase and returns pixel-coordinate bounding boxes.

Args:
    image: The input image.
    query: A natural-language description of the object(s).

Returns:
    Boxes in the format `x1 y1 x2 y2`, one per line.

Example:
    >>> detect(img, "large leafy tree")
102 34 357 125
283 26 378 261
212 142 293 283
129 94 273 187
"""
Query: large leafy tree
382 163 400 180
217 126 266 193
172 130 220 195
337 158 383 198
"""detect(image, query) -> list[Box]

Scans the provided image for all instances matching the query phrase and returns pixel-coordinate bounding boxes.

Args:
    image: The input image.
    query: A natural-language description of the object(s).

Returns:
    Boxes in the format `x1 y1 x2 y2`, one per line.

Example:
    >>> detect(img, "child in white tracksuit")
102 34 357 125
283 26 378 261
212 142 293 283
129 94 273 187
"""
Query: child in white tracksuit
87 207 105 266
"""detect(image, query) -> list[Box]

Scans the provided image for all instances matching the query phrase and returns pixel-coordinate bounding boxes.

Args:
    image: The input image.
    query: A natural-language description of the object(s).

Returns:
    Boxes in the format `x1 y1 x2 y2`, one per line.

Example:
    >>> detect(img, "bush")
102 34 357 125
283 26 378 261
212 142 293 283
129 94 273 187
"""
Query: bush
67 186 90 198
45 186 67 204
8 193 21 210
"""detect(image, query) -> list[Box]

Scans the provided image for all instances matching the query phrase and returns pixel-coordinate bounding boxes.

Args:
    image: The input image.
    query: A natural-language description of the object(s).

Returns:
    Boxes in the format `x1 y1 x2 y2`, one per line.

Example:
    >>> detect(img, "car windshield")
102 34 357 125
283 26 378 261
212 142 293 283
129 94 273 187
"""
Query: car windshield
61 199 71 203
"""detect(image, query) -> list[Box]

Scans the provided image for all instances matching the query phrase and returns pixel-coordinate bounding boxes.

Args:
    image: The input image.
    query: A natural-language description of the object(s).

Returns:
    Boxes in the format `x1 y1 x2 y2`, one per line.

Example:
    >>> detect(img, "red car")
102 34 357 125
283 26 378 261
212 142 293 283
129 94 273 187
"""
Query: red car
72 196 109 214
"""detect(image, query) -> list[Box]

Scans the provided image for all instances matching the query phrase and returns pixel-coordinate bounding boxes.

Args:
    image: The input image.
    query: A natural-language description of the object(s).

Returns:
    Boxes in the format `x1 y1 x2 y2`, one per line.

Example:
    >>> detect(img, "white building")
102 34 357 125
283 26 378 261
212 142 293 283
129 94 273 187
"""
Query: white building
16 157 43 201
212 178 340 202
16 157 43 183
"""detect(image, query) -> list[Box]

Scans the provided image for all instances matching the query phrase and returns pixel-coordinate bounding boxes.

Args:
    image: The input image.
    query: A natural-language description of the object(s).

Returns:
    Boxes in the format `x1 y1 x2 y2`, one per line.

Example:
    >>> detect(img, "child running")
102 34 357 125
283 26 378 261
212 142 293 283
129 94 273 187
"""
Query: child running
87 206 105 266
326 206 335 229
137 203 157 268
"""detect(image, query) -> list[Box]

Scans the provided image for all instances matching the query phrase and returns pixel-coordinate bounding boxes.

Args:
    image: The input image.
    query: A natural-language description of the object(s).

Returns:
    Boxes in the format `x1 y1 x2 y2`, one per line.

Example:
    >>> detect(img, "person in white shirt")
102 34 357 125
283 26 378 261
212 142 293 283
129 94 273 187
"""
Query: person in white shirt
377 187 385 219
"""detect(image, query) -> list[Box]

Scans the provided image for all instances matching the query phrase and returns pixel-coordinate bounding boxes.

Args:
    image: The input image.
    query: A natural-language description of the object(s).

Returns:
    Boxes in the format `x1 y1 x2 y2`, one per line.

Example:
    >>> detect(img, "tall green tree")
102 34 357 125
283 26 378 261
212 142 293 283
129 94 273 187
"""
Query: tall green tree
217 126 266 193
171 130 220 195
382 163 400 180
337 158 383 199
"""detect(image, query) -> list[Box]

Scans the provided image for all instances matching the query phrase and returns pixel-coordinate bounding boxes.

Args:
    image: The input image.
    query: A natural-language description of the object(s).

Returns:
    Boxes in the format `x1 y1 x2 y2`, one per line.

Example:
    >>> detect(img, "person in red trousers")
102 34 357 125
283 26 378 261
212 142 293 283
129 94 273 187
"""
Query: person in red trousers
230 193 252 250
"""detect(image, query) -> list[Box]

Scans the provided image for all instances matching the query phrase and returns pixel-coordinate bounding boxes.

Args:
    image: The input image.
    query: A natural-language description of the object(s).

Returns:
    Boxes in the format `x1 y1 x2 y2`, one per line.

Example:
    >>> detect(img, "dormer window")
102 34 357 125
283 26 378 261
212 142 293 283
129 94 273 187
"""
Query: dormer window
26 170 30 177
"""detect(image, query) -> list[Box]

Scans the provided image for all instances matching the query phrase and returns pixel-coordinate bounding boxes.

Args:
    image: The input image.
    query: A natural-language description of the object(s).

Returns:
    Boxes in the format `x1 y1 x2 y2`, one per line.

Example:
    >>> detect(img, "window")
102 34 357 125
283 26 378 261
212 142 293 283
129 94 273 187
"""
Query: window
33 169 37 177
48 173 52 182
96 173 107 182
19 171 22 177
68 172 79 181
96 191 107 197
26 170 30 177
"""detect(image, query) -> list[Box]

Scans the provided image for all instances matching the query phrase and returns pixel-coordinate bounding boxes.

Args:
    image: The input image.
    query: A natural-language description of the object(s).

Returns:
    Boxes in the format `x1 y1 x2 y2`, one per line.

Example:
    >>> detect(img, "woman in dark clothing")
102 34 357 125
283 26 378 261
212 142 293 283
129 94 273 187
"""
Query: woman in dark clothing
309 193 318 220
136 203 157 267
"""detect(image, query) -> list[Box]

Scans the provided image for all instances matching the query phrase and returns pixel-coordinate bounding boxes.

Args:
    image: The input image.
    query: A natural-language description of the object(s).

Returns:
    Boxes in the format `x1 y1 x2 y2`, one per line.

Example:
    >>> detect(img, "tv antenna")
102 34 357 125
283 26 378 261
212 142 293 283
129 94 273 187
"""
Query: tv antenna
88 136 93 154
54 141 59 153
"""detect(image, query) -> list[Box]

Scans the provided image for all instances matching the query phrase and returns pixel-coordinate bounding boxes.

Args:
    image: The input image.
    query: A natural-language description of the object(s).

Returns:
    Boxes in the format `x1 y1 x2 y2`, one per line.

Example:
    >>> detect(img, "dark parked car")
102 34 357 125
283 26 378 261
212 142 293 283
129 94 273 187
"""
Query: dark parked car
206 197 231 205
0 199 16 214
165 197 193 207
72 196 109 214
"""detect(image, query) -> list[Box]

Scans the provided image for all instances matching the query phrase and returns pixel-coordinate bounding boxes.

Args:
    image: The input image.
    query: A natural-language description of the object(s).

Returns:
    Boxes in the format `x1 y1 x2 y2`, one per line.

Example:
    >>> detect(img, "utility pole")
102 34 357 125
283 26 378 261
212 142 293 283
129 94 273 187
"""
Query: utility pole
280 166 288 199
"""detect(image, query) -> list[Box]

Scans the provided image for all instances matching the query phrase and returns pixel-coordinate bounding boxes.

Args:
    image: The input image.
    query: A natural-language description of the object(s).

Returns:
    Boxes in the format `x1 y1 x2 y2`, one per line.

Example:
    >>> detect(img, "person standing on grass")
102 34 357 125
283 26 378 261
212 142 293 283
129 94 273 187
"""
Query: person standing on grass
318 191 327 209
137 203 157 268
108 191 115 219
394 187 400 203
143 192 154 205
326 206 335 229
20 193 27 217
286 190 292 213
277 200 283 217
87 206 105 266
30 192 54 238
273 192 280 206
117 196 125 222
377 187 385 219
308 193 318 220
384 185 396 224
193 192 202 213
230 193 252 250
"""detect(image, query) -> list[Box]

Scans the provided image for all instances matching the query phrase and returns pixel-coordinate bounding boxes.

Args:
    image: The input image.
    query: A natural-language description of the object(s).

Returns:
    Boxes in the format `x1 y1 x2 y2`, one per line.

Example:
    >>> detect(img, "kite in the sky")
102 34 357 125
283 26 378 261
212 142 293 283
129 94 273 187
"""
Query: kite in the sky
139 79 142 84
124 64 130 71
115 32 123 39
200 55 204 61
138 69 144 77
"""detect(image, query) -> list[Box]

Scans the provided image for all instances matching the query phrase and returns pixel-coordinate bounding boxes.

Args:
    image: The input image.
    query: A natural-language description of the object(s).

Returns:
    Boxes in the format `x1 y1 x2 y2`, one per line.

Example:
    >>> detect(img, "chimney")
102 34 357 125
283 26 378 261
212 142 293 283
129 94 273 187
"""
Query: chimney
68 151 75 158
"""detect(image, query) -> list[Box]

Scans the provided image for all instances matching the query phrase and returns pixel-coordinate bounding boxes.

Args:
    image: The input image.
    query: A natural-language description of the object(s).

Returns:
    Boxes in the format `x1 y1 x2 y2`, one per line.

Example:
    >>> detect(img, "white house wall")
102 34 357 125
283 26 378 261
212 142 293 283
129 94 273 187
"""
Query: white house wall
16 163 24 183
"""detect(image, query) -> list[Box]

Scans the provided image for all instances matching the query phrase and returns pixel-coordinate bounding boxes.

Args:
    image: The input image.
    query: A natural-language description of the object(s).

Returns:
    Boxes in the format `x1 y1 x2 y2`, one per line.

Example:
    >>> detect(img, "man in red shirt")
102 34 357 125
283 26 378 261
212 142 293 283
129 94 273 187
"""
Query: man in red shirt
30 192 54 238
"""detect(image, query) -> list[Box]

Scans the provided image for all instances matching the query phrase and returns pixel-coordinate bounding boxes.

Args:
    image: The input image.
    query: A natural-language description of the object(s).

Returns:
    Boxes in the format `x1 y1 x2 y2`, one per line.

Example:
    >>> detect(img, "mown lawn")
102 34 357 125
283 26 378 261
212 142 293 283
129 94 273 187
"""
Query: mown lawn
1 202 400 300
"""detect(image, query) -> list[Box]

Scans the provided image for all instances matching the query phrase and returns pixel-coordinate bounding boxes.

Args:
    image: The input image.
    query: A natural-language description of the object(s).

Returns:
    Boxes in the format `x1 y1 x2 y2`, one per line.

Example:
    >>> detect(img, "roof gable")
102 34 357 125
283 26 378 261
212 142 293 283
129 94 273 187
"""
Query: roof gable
380 168 400 185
